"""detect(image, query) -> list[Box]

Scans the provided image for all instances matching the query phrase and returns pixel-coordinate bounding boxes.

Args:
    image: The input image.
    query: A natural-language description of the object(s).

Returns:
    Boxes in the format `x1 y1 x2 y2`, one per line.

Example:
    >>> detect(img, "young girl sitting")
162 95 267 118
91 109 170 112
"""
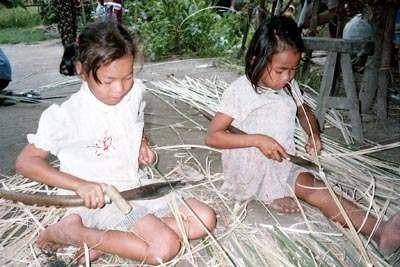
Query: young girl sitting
16 20 216 265
205 15 400 256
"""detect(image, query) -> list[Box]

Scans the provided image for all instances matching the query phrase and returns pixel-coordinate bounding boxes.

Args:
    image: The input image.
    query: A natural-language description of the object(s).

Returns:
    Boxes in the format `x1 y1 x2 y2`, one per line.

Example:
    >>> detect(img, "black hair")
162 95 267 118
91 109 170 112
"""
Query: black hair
61 19 137 83
245 15 305 91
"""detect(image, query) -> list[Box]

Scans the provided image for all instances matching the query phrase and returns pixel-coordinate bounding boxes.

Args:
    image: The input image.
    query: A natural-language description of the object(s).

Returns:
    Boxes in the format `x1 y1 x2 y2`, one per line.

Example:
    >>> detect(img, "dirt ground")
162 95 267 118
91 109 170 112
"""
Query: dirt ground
0 39 399 265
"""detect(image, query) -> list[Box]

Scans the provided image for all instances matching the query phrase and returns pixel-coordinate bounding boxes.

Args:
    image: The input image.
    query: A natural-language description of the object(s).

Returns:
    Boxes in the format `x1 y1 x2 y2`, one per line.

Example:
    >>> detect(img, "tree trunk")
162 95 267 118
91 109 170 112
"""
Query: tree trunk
237 3 253 58
258 0 266 25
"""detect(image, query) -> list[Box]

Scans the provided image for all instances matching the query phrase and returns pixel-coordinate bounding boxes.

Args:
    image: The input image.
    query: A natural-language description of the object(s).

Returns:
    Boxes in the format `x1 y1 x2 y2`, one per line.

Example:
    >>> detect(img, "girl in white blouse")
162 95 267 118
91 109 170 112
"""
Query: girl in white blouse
16 20 216 265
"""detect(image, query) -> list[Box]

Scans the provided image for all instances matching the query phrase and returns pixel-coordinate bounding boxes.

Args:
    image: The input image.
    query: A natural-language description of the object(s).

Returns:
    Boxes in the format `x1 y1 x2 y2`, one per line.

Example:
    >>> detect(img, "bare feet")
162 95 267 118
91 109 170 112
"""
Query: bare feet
74 247 104 265
269 197 300 214
377 213 400 256
36 214 83 251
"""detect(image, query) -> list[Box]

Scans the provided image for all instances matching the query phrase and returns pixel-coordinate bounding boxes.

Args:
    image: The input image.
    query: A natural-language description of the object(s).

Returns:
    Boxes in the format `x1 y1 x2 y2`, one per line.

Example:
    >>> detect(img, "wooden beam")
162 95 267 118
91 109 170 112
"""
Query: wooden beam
303 37 374 55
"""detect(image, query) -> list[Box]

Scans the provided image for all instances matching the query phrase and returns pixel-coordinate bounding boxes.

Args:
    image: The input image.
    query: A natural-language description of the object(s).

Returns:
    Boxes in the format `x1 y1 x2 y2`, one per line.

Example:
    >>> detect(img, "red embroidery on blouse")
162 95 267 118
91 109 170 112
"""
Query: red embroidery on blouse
88 131 114 156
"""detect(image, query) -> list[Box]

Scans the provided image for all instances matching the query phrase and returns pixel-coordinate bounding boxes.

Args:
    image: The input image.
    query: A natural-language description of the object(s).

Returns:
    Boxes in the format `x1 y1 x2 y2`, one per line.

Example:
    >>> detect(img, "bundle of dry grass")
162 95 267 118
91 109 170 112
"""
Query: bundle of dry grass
1 76 399 266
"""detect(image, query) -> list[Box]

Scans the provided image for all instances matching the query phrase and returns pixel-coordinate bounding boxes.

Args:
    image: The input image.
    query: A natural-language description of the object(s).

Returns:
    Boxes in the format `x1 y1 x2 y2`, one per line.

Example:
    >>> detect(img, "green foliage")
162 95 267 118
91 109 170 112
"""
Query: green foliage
0 0 25 8
295 63 322 92
0 7 42 29
36 0 57 25
0 27 47 43
124 0 244 61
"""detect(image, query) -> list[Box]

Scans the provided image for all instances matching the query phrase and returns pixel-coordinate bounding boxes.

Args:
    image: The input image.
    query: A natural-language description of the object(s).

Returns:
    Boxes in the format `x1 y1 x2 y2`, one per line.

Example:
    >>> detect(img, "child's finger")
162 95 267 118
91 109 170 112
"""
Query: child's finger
276 145 289 160
85 194 95 209
305 144 311 154
148 150 156 164
89 193 98 209
95 187 105 208
139 154 149 165
305 143 313 154
272 150 282 162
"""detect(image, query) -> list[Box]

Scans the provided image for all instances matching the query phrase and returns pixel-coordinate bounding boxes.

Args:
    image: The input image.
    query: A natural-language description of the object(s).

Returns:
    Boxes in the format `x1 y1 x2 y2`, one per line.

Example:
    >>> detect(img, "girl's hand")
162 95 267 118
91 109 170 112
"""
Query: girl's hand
305 134 322 155
75 181 105 209
255 135 289 162
139 138 156 166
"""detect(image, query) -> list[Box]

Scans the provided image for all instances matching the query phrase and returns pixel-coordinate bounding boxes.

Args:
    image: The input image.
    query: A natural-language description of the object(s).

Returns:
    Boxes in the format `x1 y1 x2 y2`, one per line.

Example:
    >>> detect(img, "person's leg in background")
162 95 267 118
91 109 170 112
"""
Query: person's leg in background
55 0 78 76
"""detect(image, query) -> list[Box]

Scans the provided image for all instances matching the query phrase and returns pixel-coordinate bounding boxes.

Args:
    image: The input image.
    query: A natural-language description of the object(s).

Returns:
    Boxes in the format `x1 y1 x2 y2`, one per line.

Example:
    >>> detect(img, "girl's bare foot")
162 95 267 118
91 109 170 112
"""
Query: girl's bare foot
36 214 83 251
74 247 104 265
378 213 400 256
269 197 300 214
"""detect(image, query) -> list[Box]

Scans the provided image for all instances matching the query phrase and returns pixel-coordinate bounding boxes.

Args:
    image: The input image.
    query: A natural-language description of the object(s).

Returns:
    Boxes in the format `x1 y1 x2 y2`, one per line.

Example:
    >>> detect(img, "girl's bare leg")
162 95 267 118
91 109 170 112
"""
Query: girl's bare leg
161 198 217 239
36 213 181 265
295 172 400 255
75 198 217 263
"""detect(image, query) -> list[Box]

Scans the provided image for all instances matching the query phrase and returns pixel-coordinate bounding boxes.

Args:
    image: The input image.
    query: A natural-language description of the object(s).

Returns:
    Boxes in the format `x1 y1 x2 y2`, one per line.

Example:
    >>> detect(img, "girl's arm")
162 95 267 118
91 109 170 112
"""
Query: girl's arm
15 144 105 209
205 112 289 161
296 104 322 154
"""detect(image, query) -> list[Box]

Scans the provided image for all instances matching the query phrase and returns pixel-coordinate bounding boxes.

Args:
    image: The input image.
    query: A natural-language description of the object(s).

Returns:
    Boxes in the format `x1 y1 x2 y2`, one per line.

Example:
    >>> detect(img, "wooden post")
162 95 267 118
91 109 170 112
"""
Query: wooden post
316 52 337 128
310 0 320 34
359 55 378 113
273 0 281 16
237 2 254 58
340 54 363 140
377 4 397 120
81 1 87 26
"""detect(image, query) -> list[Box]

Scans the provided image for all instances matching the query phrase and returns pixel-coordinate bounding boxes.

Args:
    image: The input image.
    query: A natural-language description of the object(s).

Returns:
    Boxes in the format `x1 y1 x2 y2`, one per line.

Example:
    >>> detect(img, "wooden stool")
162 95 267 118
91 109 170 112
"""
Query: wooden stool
303 37 374 142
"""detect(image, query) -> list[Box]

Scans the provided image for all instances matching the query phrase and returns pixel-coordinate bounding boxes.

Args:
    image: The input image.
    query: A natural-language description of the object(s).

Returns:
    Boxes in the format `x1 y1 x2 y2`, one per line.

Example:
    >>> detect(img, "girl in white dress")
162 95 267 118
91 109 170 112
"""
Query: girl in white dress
16 20 216 265
205 15 400 256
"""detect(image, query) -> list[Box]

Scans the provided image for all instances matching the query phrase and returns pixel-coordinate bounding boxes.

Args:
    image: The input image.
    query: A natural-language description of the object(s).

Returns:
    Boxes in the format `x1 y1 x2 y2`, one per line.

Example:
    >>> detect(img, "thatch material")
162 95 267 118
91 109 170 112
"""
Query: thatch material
1 76 399 266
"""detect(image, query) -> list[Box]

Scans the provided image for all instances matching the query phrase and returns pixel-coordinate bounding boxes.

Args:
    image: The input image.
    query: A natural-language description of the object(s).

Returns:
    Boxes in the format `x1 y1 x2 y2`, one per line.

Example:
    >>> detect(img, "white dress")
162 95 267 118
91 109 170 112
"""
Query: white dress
28 80 173 230
217 76 307 203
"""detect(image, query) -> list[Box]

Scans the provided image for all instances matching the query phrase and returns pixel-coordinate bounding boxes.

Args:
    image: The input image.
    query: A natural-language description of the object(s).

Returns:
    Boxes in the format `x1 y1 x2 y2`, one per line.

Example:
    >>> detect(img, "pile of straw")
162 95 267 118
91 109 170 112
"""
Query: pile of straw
147 76 400 266
1 76 399 266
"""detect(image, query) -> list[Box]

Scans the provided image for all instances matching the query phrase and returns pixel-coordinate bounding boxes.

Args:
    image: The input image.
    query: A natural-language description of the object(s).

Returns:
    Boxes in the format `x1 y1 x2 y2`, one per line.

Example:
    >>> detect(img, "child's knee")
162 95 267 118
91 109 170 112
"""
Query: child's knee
147 231 180 264
202 206 217 232
295 172 326 201
187 199 217 234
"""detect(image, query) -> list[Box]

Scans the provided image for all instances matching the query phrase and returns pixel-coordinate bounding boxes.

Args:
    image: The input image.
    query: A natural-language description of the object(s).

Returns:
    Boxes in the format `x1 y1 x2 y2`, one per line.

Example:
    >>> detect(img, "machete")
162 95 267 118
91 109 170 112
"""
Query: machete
0 180 185 208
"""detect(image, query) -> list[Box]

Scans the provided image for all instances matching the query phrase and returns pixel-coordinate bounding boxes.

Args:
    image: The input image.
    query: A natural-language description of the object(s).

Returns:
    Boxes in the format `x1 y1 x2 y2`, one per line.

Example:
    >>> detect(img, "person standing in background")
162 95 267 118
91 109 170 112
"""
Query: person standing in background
104 0 124 24
55 0 79 76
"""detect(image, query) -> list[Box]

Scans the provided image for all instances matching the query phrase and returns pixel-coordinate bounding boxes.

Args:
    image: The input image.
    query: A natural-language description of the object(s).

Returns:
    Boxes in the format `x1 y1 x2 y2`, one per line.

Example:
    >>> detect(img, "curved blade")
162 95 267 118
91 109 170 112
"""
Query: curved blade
120 180 185 200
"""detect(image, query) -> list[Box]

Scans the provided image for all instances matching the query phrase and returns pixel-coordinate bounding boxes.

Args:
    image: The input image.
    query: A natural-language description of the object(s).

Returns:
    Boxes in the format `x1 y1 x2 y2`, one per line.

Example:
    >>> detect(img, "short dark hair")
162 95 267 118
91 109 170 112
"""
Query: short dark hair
245 16 304 90
64 19 137 83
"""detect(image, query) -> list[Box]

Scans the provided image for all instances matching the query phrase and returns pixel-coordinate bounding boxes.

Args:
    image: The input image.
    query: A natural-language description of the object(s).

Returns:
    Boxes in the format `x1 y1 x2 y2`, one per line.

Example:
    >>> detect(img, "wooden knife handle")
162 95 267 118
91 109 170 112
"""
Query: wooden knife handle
103 185 133 214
